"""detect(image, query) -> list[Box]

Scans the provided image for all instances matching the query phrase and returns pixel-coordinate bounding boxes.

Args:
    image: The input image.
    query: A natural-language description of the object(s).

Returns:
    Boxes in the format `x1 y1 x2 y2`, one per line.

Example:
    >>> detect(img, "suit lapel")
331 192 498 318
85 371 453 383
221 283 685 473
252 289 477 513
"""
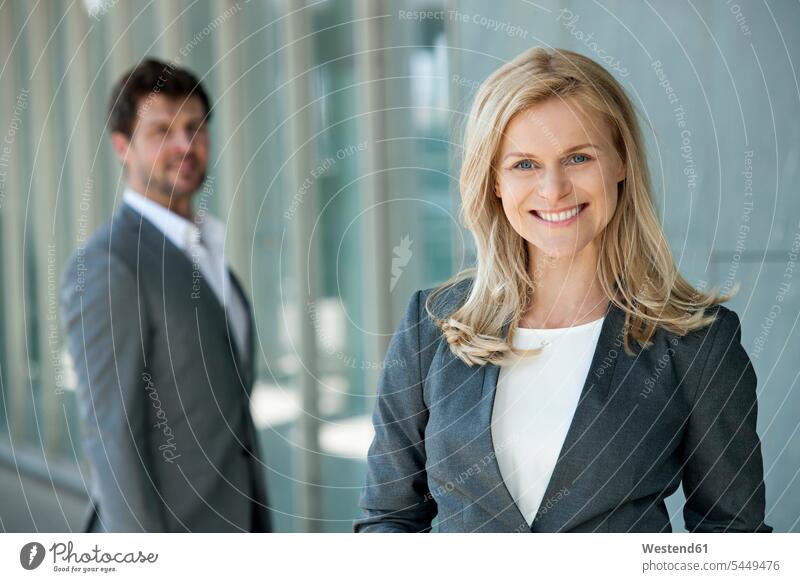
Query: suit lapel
530 302 627 531
475 361 531 532
475 300 626 532
227 268 254 389
118 204 244 372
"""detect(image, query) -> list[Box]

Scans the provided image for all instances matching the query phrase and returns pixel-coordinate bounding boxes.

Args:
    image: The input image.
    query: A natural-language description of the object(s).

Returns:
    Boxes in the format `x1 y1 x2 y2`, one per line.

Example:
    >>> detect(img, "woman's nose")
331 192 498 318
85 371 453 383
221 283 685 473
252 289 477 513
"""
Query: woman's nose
538 166 572 202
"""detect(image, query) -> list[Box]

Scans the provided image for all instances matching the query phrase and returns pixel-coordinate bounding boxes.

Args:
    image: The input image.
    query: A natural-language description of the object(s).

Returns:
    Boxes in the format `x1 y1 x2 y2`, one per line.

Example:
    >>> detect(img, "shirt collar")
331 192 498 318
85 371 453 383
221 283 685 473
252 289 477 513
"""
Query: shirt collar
122 187 226 252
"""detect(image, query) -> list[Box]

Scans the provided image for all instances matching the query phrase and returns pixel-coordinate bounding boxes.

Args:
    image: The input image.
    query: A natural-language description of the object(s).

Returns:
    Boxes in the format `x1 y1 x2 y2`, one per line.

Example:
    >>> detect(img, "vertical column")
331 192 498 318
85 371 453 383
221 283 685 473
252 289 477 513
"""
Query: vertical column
444 0 471 270
25 1 63 454
64 4 94 244
63 0 102 434
0 1 30 443
354 0 391 395
282 0 322 532
211 0 250 288
102 0 135 218
155 1 185 62
108 0 135 78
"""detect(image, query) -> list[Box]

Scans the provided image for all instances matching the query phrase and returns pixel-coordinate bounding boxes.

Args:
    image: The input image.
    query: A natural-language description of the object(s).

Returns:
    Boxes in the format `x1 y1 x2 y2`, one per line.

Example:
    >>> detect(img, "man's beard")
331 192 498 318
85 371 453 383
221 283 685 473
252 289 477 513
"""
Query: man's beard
139 163 206 199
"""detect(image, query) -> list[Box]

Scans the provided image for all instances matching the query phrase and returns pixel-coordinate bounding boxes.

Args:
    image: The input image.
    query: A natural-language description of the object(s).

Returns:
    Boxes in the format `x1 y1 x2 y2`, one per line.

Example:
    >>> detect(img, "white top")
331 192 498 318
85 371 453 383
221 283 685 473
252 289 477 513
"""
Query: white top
491 316 605 526
123 187 249 362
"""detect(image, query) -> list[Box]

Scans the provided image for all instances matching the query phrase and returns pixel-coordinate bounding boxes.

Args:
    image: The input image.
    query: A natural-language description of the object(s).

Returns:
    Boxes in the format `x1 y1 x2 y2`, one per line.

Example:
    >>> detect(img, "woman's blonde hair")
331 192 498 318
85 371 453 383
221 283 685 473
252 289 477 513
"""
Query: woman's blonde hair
427 47 735 367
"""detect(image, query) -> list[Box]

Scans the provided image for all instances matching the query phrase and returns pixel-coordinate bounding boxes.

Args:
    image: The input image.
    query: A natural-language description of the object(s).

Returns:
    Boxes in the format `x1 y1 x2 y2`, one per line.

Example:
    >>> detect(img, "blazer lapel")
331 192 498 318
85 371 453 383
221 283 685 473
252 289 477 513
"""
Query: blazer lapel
530 302 626 531
118 204 236 357
475 361 531 532
476 300 626 532
227 268 254 389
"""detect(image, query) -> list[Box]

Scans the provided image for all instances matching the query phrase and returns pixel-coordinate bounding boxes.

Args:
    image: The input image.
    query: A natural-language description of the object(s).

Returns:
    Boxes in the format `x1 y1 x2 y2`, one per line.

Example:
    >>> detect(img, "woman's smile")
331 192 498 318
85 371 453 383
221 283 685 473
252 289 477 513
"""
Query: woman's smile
531 202 588 227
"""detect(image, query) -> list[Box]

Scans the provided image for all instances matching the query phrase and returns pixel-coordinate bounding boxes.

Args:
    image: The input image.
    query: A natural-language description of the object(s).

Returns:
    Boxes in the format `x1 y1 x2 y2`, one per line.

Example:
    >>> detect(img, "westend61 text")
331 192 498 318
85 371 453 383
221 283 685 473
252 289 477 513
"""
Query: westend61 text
642 543 708 554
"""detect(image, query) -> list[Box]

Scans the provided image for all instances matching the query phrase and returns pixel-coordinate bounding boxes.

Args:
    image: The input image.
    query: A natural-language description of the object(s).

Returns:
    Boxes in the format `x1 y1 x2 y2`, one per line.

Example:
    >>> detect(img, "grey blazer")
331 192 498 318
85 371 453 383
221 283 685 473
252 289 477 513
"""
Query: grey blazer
355 278 771 533
61 204 271 532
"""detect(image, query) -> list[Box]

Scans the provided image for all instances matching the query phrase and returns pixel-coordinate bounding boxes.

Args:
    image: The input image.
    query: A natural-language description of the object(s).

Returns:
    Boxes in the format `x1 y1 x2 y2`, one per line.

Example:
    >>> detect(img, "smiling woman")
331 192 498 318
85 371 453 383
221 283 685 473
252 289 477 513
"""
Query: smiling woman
438 47 732 361
498 98 623 244
355 47 771 534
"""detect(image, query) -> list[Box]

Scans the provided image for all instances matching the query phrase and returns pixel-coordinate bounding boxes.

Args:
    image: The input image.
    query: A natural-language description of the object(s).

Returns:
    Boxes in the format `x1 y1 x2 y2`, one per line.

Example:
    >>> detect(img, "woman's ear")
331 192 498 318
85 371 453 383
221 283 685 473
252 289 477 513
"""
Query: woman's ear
616 162 626 183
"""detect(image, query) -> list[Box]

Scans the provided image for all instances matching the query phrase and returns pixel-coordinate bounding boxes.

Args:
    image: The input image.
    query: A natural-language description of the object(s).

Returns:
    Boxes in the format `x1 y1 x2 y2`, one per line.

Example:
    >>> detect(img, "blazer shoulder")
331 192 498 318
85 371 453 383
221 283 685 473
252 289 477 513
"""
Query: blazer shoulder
61 209 139 292
704 304 746 352
418 276 474 321
701 302 735 321
669 303 738 347
396 278 472 368
674 304 748 382
694 304 740 344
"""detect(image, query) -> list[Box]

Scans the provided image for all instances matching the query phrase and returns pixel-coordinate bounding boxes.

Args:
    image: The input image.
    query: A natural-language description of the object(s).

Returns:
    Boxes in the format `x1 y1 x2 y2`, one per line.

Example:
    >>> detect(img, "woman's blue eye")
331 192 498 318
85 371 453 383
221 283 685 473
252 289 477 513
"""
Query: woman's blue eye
515 159 534 170
569 154 590 164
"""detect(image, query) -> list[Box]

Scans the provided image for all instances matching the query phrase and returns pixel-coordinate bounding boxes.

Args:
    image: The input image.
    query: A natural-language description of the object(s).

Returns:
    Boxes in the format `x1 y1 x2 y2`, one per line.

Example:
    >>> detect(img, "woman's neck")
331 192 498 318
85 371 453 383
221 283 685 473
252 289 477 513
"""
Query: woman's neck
521 244 610 329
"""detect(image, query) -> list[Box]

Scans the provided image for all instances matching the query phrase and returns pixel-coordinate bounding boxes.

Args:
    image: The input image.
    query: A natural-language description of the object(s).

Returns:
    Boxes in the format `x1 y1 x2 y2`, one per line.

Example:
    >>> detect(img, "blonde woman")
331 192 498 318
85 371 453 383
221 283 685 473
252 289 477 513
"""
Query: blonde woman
354 47 771 533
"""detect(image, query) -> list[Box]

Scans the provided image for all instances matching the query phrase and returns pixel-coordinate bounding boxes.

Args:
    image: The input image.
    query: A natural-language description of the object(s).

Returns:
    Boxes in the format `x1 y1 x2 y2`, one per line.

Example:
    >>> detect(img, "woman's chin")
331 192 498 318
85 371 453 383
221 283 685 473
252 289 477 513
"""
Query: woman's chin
526 238 592 261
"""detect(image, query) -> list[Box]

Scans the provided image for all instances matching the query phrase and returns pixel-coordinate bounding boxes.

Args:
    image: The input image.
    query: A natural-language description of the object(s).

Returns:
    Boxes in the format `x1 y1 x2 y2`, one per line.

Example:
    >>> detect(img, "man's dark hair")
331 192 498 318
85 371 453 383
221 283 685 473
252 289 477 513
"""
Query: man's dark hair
107 58 212 137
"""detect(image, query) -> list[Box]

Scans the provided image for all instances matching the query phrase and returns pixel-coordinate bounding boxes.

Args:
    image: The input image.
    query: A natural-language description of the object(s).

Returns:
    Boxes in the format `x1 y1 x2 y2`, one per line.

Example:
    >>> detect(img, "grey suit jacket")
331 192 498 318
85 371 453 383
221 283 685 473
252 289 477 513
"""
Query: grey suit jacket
61 203 271 532
355 278 771 533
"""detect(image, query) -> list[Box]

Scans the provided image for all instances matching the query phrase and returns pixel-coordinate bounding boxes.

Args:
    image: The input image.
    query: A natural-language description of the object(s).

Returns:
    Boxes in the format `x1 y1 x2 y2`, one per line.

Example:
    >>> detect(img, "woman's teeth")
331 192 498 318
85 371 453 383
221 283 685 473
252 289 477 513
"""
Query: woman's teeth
535 204 583 222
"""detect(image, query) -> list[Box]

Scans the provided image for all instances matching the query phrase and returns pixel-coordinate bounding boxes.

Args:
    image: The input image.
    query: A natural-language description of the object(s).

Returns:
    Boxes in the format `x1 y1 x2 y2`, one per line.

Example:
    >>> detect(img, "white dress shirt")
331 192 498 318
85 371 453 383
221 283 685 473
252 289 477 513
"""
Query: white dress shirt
123 187 249 362
491 316 605 526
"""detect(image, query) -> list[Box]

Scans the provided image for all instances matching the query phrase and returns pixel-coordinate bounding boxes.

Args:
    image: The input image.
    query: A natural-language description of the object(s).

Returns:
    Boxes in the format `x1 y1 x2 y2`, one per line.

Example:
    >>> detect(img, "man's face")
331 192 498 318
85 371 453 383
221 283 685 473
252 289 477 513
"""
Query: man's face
113 94 209 201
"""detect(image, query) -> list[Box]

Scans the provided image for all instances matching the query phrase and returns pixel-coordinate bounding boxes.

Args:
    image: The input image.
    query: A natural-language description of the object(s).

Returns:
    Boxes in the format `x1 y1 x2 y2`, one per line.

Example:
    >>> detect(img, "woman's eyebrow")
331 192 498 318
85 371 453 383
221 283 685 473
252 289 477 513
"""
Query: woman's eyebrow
502 143 602 160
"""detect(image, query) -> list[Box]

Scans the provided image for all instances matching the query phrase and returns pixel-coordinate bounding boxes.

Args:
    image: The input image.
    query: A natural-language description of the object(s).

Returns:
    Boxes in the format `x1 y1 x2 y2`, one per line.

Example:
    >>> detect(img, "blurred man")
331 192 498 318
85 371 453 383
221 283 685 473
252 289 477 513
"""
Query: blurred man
60 59 271 532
